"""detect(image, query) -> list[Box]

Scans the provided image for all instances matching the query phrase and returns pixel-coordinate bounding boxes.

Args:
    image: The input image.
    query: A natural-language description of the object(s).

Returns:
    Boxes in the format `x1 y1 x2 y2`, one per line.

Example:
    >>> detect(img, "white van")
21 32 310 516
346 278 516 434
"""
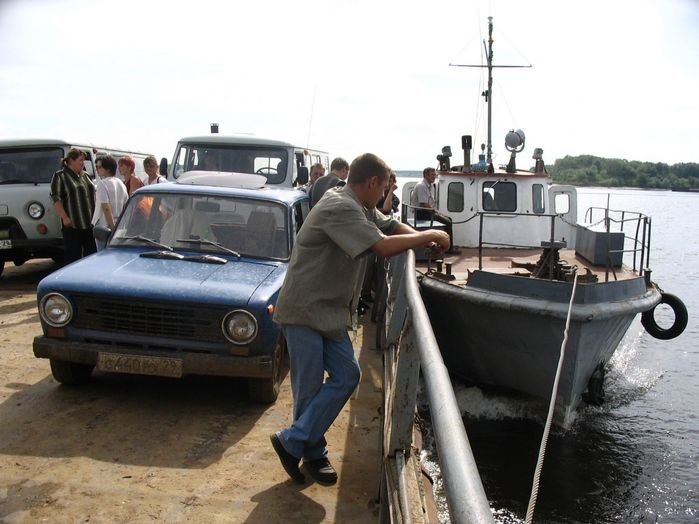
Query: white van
0 139 154 275
163 135 329 188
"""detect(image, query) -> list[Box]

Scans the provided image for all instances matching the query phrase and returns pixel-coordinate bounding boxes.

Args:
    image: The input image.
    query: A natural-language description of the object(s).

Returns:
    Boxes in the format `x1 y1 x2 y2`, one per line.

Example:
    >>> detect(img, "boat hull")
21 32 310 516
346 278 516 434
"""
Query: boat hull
419 270 661 427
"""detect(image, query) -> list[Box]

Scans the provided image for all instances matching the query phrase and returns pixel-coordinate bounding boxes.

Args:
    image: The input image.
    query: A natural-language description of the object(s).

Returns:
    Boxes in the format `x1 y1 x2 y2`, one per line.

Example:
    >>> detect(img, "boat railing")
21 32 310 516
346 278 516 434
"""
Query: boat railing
378 250 494 523
475 209 652 281
476 211 563 278
582 206 652 279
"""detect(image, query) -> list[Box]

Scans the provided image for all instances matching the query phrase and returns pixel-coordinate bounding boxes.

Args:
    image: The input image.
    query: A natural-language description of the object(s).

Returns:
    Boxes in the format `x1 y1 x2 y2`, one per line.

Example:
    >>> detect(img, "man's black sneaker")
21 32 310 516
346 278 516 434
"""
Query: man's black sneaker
270 433 305 484
303 457 338 485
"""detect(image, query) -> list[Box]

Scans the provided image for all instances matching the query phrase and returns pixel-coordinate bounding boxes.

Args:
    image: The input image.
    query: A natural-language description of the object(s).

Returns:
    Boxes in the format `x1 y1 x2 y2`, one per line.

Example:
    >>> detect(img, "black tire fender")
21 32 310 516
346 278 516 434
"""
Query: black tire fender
641 292 688 340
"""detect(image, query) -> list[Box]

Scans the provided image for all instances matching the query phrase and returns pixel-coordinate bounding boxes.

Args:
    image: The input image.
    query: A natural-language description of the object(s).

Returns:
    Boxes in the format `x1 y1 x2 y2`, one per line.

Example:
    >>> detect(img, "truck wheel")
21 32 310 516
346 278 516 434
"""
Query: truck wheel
247 336 285 404
50 358 94 385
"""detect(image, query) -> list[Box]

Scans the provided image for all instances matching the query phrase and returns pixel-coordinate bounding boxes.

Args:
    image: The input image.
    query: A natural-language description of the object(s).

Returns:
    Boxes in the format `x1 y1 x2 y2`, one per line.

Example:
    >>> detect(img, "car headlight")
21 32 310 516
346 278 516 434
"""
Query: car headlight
40 293 73 327
28 201 45 219
222 310 258 344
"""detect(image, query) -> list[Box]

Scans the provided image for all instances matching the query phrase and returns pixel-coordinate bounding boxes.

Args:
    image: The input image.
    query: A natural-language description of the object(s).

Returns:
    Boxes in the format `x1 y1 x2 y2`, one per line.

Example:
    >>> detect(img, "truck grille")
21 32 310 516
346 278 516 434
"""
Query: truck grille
72 295 226 342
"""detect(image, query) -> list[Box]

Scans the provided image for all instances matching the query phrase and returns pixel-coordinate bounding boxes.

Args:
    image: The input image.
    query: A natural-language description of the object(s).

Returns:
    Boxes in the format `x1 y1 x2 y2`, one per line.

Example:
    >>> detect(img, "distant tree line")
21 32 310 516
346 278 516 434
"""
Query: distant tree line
548 155 699 189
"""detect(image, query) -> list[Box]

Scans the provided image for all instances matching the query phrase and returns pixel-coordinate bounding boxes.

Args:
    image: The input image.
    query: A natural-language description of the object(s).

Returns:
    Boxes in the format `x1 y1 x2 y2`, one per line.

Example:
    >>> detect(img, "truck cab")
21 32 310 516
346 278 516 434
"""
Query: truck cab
163 135 329 189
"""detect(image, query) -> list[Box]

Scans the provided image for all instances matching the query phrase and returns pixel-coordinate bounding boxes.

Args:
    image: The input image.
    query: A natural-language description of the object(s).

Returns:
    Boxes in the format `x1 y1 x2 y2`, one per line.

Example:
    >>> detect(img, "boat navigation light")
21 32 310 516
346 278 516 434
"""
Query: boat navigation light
533 147 546 174
437 145 452 171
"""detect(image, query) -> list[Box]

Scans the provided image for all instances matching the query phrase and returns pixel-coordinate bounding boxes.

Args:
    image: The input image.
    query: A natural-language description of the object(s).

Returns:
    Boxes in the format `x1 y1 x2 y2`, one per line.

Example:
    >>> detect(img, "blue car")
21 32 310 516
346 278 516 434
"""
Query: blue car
33 173 310 403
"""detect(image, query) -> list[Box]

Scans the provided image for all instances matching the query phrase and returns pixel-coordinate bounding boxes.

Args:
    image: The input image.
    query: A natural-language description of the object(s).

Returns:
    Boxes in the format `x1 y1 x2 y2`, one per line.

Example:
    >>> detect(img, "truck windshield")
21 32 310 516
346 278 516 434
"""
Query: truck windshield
0 147 64 184
173 145 289 184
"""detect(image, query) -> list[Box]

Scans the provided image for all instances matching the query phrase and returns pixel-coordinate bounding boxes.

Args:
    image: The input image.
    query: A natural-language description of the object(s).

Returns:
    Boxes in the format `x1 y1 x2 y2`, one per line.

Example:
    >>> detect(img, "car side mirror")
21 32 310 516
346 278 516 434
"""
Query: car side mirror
93 225 112 242
159 157 168 178
297 166 309 185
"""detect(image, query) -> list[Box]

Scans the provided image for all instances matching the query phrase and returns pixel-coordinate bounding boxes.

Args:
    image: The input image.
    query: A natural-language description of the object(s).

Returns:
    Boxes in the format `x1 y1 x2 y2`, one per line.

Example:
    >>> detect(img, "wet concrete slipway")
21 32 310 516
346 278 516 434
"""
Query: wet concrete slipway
0 260 388 523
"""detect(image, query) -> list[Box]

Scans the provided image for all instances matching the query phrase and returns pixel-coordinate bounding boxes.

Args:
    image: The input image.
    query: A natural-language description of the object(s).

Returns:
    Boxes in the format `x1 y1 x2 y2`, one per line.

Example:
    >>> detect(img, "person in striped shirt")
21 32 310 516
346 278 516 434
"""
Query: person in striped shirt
50 148 96 264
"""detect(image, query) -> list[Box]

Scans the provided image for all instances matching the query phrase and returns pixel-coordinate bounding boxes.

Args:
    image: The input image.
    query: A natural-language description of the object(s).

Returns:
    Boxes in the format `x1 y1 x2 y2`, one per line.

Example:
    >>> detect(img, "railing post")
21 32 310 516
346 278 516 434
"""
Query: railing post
549 215 556 280
478 213 484 270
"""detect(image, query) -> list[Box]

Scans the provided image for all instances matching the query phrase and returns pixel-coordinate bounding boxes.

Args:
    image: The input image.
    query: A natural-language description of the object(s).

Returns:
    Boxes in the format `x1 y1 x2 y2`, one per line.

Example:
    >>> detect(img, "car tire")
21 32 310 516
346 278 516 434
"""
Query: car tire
50 358 94 385
248 336 285 404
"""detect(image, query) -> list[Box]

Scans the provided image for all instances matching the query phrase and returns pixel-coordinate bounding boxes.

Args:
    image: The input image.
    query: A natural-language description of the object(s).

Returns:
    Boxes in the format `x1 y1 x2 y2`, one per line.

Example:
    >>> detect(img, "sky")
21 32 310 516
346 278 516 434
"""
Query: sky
0 0 697 170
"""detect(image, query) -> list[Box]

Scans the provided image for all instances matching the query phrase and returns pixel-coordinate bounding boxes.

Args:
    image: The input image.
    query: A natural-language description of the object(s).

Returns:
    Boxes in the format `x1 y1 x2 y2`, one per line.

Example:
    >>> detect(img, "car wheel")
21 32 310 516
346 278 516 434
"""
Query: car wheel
247 336 285 404
49 358 94 385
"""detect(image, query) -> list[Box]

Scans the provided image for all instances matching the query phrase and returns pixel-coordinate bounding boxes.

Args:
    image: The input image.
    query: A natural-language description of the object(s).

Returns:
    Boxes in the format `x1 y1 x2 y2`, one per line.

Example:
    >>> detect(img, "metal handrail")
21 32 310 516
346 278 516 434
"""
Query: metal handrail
477 211 561 277
474 207 652 280
583 206 652 276
380 250 493 523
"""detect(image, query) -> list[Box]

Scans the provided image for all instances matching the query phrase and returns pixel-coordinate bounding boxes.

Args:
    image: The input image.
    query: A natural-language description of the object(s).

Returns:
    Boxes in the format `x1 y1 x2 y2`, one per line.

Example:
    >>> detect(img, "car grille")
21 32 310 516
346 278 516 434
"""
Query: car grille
72 295 226 342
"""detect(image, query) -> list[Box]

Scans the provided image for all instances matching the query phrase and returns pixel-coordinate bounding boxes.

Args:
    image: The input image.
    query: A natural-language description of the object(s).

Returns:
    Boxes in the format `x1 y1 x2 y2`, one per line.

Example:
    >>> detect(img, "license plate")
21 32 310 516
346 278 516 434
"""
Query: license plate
97 353 183 378
0 239 11 249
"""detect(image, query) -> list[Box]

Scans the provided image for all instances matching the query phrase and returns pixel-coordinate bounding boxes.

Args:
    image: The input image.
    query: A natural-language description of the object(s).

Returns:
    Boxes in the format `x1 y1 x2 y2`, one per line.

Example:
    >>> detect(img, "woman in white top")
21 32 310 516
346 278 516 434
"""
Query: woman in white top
143 155 168 185
92 155 128 250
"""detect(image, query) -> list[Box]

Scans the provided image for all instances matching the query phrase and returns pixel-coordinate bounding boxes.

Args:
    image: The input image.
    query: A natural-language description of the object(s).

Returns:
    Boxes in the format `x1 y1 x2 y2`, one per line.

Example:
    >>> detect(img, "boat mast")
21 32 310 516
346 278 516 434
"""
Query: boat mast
450 18 531 167
485 16 494 164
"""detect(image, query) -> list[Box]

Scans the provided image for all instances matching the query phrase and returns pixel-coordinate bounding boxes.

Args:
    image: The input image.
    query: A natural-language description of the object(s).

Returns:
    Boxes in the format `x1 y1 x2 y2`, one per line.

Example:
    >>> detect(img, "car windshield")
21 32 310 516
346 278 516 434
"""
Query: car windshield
173 145 289 184
111 193 289 259
0 147 64 184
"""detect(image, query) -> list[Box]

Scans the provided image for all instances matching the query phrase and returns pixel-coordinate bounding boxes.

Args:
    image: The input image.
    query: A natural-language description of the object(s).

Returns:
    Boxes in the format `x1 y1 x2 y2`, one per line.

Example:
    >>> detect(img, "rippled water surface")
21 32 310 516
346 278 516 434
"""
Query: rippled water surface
412 187 698 523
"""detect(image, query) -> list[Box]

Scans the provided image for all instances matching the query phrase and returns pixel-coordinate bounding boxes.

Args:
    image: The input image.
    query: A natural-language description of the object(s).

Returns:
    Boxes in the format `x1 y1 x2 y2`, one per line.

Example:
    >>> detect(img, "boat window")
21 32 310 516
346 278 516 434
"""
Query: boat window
532 184 545 214
447 182 464 212
482 181 517 212
554 193 570 215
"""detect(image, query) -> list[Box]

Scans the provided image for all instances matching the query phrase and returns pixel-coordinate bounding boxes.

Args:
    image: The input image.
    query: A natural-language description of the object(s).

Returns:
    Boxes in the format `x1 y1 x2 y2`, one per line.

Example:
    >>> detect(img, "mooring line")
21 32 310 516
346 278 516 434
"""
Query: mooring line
525 271 579 524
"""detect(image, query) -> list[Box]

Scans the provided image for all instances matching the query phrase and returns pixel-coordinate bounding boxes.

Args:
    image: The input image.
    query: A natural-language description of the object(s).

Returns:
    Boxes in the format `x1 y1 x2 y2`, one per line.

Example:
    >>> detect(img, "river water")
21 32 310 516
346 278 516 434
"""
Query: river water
405 184 698 523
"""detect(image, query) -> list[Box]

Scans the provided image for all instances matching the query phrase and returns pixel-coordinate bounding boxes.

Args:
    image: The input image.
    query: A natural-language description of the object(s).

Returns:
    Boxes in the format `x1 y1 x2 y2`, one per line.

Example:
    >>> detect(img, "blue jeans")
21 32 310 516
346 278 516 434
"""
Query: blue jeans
277 325 361 462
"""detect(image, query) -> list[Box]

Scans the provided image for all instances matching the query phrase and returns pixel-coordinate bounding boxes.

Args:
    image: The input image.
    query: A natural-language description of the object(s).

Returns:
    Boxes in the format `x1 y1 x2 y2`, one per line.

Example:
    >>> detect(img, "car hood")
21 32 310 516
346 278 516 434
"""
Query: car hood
39 249 285 306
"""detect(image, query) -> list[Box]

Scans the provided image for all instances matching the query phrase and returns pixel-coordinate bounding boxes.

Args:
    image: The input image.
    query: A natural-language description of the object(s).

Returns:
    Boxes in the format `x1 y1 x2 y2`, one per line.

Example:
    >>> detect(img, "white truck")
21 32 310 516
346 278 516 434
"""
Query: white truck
162 135 329 188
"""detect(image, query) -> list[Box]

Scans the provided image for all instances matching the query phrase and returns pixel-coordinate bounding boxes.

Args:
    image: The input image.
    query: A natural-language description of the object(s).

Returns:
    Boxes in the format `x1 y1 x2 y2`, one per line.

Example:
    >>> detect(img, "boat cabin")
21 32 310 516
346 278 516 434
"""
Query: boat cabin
402 136 578 251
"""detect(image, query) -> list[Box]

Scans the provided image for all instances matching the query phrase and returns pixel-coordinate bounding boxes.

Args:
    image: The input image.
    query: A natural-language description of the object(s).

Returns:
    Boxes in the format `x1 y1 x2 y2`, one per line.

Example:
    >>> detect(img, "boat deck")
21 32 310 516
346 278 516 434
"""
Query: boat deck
418 247 640 286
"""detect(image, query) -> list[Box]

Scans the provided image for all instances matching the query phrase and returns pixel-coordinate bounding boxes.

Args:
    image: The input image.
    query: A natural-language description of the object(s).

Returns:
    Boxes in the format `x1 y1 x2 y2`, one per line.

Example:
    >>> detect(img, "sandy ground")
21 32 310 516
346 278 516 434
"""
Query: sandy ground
0 259 385 523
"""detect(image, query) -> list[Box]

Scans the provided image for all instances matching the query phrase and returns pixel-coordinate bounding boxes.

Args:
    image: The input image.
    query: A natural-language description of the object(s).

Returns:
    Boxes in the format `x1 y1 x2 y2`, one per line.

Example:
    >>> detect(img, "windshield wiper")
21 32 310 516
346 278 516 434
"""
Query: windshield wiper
175 238 241 258
0 179 26 185
140 250 184 260
182 254 227 264
121 235 173 251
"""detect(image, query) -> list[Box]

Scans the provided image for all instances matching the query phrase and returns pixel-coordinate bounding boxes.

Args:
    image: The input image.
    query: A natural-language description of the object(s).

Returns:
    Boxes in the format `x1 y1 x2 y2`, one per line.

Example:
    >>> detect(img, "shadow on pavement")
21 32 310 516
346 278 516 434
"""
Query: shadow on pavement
0 371 270 469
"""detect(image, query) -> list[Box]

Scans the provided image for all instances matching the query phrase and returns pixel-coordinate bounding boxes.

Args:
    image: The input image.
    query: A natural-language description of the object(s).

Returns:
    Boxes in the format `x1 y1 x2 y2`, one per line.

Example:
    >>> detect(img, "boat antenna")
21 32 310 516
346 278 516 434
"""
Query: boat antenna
450 17 531 165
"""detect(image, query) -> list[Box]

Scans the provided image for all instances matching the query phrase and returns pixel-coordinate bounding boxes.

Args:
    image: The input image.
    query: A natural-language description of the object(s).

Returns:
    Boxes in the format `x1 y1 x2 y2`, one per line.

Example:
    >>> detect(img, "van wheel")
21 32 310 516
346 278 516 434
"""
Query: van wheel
50 358 94 385
248 336 285 403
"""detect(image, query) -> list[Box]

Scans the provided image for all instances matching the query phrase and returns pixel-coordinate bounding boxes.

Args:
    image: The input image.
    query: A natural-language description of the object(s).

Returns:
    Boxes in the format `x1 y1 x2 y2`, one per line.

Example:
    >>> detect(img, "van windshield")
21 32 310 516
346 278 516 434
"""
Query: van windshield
0 147 64 184
173 144 289 184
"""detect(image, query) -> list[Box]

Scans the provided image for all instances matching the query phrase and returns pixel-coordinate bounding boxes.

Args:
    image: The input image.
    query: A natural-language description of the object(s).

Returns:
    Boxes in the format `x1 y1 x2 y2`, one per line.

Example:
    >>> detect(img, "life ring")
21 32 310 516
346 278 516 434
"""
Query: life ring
641 292 688 340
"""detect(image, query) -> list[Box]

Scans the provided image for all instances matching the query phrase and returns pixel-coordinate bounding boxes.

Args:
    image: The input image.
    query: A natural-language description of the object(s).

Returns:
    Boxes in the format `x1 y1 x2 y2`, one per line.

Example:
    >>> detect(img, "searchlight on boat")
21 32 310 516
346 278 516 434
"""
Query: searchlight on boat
505 128 526 173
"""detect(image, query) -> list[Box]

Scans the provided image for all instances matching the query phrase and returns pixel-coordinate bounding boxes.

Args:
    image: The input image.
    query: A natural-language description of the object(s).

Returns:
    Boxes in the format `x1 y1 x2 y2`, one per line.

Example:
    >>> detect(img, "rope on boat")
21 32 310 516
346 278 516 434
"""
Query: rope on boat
525 270 579 524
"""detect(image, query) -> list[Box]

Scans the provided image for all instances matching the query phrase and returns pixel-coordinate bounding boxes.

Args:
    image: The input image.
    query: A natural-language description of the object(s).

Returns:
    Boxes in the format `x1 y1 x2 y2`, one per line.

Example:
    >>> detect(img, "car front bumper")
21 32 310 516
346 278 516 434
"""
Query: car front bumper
33 336 275 379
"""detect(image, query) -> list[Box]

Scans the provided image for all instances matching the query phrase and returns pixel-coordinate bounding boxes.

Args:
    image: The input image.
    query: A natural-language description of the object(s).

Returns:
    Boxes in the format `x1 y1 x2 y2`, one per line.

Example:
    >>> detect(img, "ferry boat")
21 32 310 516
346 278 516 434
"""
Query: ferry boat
402 18 687 428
